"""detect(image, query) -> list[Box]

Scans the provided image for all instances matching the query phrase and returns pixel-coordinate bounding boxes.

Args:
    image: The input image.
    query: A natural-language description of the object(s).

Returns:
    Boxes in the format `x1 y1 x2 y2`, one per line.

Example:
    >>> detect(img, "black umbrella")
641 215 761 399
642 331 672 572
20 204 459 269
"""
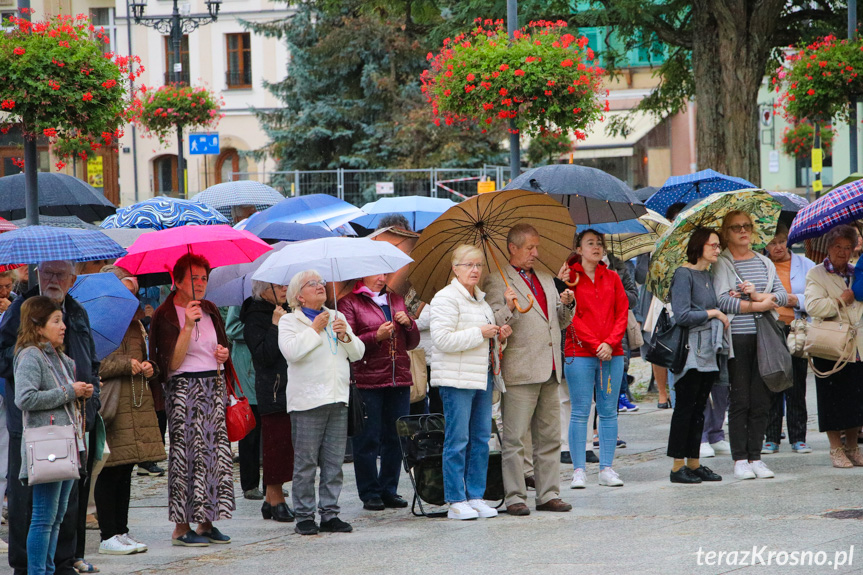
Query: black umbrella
503 164 647 224
633 186 657 202
0 173 116 222
10 214 101 230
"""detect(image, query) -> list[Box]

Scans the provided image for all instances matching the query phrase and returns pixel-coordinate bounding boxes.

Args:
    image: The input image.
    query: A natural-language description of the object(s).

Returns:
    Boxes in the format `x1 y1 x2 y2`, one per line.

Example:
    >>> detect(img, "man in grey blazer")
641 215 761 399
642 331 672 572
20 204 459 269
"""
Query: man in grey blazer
484 224 574 515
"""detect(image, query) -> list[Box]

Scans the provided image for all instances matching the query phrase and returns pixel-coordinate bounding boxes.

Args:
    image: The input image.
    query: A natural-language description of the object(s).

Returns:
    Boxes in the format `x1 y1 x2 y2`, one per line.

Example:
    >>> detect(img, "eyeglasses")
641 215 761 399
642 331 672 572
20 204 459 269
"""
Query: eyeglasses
727 224 754 233
705 243 722 250
302 280 326 289
40 271 69 282
454 263 483 270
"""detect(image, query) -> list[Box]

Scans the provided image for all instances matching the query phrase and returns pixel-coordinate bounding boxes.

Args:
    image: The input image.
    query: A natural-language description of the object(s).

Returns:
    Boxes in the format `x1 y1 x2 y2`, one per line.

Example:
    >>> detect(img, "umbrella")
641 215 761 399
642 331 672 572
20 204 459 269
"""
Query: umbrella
645 169 755 217
242 194 366 234
0 173 117 222
0 217 17 232
191 181 285 221
0 225 126 265
787 179 863 246
581 209 670 262
827 172 863 193
407 189 575 309
633 186 658 203
252 222 336 243
99 227 154 248
351 196 458 232
114 225 272 277
100 197 229 230
205 241 291 306
502 164 647 224
68 273 140 360
10 215 101 230
769 191 808 214
646 189 782 301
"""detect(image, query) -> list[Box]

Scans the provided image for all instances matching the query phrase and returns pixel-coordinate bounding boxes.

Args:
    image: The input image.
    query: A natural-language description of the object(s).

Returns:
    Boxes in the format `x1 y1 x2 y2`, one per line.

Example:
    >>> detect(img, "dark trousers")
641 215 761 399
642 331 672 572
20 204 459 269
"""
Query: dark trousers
728 334 773 461
7 432 78 575
94 464 134 541
156 409 167 444
238 404 261 492
667 370 716 459
351 386 410 502
765 355 808 445
75 439 96 558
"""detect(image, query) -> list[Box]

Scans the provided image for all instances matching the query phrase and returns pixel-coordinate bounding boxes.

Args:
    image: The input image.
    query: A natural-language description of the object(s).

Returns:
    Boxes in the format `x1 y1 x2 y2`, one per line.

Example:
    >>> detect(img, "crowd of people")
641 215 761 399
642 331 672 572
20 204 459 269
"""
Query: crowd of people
2 206 861 574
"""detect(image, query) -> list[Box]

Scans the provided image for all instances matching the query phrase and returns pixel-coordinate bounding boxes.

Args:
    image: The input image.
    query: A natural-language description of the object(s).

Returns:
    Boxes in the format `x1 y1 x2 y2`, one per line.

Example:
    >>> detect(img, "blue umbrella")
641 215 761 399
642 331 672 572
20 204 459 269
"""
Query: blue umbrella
646 169 755 217
576 219 649 235
68 273 140 360
352 196 457 231
205 241 291 306
100 197 229 230
0 226 126 265
788 179 863 246
241 194 366 234
251 221 336 242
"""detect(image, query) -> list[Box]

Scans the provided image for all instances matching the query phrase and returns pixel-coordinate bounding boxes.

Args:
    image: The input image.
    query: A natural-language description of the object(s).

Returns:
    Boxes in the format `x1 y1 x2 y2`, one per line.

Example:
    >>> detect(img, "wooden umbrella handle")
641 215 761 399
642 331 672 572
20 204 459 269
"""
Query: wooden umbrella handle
485 240 534 314
564 274 579 288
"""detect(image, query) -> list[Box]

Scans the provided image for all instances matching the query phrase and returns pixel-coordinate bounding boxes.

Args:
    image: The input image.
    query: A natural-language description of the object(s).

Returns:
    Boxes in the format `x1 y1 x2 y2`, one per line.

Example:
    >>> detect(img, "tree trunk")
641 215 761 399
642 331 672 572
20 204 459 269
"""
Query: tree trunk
691 1 725 174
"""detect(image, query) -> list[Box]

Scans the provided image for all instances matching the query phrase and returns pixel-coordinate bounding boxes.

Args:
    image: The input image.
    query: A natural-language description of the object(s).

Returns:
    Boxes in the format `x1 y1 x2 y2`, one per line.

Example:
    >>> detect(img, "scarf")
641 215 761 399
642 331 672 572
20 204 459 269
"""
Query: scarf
823 257 854 285
354 284 390 307
301 307 325 321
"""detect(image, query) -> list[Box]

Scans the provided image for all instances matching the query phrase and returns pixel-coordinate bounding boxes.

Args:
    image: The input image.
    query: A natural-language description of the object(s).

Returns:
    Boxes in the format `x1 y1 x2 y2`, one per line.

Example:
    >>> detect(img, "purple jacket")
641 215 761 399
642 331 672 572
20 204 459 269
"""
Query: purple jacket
339 285 419 389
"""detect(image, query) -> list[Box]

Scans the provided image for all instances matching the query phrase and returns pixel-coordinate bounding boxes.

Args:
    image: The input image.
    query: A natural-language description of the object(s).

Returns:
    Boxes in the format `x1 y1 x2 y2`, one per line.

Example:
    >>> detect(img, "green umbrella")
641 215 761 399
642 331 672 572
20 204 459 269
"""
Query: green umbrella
646 189 782 301
827 173 863 193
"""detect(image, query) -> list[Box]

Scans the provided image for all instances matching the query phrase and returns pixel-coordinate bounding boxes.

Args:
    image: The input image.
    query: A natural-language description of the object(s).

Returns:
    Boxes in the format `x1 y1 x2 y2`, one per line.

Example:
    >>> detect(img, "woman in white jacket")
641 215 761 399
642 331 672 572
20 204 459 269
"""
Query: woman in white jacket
278 270 364 536
430 245 511 521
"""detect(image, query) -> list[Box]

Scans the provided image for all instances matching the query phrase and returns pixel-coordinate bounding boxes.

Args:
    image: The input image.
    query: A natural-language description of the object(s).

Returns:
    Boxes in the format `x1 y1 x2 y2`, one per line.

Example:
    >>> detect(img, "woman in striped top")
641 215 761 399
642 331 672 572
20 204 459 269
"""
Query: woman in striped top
712 211 788 481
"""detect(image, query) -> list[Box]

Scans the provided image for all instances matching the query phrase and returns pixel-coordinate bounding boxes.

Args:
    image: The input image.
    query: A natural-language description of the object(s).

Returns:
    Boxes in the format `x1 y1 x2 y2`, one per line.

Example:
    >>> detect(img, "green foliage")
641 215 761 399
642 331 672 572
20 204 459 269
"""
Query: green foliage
137 84 224 146
526 133 571 165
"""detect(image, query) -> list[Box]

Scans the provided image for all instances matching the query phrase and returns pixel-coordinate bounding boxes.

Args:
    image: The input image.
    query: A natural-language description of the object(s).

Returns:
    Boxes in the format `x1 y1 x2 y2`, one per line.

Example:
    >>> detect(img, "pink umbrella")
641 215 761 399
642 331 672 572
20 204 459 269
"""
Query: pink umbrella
0 217 18 233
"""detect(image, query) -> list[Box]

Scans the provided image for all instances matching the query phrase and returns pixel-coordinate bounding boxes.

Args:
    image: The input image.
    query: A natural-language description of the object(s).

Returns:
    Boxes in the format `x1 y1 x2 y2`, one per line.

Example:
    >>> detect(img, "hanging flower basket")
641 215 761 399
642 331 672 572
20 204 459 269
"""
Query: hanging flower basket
781 122 833 160
137 84 224 146
421 19 608 138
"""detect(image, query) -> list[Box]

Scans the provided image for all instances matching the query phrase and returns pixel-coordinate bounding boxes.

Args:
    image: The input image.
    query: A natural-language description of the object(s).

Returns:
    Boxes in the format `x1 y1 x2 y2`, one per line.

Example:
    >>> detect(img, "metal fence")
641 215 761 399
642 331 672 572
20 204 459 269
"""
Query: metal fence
232 165 512 206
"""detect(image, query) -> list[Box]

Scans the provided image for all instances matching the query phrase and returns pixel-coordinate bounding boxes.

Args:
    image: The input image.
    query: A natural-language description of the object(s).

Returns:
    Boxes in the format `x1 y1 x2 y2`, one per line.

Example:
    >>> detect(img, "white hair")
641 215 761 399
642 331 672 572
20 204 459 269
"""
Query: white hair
287 270 322 308
37 260 74 274
252 279 274 300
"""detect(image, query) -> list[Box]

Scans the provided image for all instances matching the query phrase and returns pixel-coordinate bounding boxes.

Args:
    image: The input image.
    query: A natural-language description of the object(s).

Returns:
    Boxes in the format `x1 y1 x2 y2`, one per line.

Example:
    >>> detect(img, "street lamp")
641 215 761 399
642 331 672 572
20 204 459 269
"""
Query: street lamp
128 0 221 199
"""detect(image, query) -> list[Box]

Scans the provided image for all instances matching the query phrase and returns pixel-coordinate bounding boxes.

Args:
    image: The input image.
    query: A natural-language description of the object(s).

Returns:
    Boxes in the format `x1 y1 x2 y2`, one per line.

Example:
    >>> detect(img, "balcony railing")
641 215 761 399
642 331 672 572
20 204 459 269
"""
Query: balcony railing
226 69 252 88
163 71 190 85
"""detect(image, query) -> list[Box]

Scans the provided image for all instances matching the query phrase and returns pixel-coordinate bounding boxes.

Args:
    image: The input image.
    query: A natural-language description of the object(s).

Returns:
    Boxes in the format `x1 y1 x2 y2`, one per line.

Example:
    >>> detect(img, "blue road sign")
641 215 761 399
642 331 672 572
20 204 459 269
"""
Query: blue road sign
189 133 220 155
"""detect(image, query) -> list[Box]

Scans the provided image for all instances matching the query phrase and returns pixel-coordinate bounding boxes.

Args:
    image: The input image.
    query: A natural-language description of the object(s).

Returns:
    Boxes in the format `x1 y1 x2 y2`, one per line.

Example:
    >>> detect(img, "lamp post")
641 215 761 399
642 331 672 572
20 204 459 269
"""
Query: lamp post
128 0 221 199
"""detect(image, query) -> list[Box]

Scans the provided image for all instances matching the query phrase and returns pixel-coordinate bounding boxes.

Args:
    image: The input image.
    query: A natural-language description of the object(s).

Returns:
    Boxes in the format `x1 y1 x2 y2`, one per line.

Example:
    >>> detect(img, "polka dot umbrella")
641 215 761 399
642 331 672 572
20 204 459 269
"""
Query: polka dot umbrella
646 169 755 218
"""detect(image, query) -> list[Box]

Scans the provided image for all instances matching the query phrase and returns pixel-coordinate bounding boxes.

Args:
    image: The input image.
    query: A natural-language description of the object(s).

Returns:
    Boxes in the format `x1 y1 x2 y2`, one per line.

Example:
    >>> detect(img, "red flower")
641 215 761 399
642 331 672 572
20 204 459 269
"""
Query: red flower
0 100 14 110
444 70 453 78
807 88 816 95
499 88 508 96
464 84 475 93
102 79 117 89
47 80 60 90
55 161 66 171
491 71 500 78
13 47 25 55
466 73 475 81
82 92 93 101
499 64 509 71
443 89 451 96
43 128 57 138
544 90 553 96
483 102 494 110
514 69 525 76
561 59 573 67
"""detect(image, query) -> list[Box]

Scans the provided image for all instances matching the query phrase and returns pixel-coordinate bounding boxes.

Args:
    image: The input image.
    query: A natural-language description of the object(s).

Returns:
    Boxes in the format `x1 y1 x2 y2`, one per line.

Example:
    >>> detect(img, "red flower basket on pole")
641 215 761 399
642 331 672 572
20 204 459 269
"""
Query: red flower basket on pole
136 84 224 147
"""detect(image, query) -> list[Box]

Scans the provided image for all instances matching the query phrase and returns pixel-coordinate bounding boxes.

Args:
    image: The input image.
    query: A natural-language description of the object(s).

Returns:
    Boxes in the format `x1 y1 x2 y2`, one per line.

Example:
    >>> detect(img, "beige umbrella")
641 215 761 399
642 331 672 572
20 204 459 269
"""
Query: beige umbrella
407 189 575 311
603 209 671 262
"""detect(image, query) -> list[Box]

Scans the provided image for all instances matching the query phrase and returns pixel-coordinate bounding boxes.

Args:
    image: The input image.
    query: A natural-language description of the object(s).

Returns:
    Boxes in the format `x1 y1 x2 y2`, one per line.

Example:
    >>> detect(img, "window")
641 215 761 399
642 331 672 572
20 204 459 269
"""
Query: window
163 35 190 85
226 33 252 88
153 154 178 195
90 8 117 54
216 148 248 183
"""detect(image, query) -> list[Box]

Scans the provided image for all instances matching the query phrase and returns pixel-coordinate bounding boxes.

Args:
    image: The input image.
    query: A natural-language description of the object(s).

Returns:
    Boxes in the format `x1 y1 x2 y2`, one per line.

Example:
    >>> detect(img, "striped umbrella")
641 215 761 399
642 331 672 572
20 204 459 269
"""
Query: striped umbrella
100 197 229 230
591 209 671 262
191 181 285 221
788 179 863 246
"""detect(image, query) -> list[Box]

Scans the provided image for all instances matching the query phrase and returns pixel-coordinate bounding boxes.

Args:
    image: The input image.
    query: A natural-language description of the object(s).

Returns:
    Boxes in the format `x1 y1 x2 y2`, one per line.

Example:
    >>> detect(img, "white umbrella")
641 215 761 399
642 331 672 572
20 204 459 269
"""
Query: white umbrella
251 237 413 311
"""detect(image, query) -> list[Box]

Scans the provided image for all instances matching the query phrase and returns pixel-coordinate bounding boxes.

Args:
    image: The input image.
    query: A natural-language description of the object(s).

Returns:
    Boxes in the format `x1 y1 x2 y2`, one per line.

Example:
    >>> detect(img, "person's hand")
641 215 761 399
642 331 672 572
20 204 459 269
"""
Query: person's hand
840 288 855 306
144 304 155 318
0 298 10 313
753 297 779 312
332 318 348 337
214 344 230 364
557 262 571 283
596 343 613 361
480 324 500 339
130 358 142 375
184 301 202 328
394 311 411 327
560 289 575 306
141 361 155 378
499 324 513 341
738 281 756 296
375 321 395 342
504 287 518 312
311 313 329 334
709 309 730 329
272 306 287 325
72 381 93 399
786 293 799 308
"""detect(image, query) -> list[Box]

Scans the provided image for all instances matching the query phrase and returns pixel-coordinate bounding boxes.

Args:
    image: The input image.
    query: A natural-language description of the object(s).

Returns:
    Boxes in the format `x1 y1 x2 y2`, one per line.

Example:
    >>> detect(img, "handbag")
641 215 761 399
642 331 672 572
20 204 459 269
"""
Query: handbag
626 310 644 349
347 381 367 437
408 349 428 404
754 314 793 393
786 314 808 357
644 307 689 374
24 349 81 485
222 362 256 442
805 299 858 378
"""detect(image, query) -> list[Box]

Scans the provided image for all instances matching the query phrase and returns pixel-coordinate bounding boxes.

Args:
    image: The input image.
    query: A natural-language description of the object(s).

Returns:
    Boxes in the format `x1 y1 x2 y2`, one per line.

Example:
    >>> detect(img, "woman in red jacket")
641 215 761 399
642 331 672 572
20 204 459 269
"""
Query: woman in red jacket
564 230 629 489
339 274 419 511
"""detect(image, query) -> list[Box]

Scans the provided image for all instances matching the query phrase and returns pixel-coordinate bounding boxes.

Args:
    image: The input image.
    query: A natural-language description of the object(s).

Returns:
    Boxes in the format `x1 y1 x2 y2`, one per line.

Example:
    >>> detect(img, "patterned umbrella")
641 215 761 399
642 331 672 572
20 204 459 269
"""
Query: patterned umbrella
647 189 781 301
646 169 755 218
0 225 126 265
582 209 670 262
787 179 863 247
769 191 808 214
100 197 229 230
10 215 101 230
191 181 285 221
0 217 17 232
0 173 117 222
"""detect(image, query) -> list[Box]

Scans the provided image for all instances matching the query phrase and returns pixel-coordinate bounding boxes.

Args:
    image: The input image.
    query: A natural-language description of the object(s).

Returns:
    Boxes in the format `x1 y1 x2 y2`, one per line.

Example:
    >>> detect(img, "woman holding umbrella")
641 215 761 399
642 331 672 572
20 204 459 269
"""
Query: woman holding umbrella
149 254 235 546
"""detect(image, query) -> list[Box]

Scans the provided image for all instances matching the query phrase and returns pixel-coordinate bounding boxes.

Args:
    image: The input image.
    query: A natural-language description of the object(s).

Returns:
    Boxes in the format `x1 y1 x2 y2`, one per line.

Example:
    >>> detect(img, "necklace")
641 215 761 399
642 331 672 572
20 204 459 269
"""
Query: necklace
131 373 147 408
324 322 339 355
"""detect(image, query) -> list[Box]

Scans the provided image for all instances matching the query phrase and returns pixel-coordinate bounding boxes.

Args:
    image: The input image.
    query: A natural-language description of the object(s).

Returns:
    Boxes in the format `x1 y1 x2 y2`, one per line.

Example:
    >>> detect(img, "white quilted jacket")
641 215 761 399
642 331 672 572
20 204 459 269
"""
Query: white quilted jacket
430 279 504 391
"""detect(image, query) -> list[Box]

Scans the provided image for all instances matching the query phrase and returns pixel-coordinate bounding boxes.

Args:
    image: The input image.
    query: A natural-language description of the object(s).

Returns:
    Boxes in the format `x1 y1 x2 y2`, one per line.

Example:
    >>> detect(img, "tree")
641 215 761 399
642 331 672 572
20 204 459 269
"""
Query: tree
526 134 571 165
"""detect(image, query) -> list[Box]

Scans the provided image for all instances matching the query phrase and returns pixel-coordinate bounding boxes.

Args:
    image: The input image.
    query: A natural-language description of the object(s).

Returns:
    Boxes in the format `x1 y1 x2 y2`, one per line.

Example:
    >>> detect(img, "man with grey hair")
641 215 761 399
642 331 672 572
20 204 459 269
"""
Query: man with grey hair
0 260 101 575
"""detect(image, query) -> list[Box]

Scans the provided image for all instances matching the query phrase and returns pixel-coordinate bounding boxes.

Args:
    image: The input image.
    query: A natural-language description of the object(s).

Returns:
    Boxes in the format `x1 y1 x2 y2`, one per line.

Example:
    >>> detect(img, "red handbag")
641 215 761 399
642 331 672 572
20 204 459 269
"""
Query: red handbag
222 362 256 442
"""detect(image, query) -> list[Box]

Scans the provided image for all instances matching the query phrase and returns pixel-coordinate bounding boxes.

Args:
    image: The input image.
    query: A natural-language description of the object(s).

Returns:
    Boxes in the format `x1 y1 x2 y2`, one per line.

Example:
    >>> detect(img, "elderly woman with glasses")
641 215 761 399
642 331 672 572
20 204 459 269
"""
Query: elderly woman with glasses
713 211 789 481
278 271 364 536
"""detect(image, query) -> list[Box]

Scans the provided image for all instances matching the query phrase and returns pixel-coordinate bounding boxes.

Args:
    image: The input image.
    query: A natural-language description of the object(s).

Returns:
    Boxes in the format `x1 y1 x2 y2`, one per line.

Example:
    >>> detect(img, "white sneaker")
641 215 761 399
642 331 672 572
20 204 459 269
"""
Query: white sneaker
0 539 8 553
120 533 148 553
699 442 715 458
570 468 586 489
598 467 624 487
447 501 479 520
98 534 137 555
733 460 756 480
710 440 731 454
750 460 775 479
467 499 498 518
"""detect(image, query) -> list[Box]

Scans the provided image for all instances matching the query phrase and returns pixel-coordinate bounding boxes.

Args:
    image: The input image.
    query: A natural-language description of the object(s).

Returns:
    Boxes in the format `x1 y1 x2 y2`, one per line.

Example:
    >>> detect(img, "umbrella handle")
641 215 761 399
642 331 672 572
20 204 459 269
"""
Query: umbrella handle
563 275 579 288
513 293 534 314
485 239 534 314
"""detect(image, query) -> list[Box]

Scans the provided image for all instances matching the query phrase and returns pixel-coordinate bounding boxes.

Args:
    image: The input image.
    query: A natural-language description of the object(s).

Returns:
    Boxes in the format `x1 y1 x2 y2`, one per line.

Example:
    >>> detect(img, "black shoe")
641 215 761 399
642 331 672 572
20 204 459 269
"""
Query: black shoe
670 467 702 484
137 462 165 476
381 494 408 508
689 465 722 482
560 450 572 465
244 488 264 500
271 502 295 522
294 519 319 535
319 517 353 533
585 450 599 464
524 475 535 490
363 497 385 511
261 501 272 520
657 402 671 409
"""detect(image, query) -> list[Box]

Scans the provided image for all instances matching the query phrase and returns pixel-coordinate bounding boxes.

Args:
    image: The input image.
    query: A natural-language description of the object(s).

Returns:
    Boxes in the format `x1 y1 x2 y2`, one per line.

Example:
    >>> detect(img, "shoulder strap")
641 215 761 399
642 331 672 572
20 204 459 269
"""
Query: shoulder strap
30 347 77 429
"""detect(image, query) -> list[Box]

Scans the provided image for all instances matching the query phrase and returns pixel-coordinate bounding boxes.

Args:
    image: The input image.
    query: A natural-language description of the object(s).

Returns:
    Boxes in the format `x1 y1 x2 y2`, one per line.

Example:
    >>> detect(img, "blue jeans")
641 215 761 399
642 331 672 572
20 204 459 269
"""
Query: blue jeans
352 386 410 502
29 479 74 575
565 356 624 470
439 373 494 503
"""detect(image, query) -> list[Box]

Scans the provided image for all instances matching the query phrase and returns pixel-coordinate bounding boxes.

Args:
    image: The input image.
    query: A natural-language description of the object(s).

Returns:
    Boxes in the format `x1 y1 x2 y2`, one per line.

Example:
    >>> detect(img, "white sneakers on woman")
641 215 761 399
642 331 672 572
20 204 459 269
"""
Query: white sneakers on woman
98 535 138 555
598 468 624 487
750 460 775 478
733 460 774 479
468 499 498 518
570 468 586 489
448 499 498 519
